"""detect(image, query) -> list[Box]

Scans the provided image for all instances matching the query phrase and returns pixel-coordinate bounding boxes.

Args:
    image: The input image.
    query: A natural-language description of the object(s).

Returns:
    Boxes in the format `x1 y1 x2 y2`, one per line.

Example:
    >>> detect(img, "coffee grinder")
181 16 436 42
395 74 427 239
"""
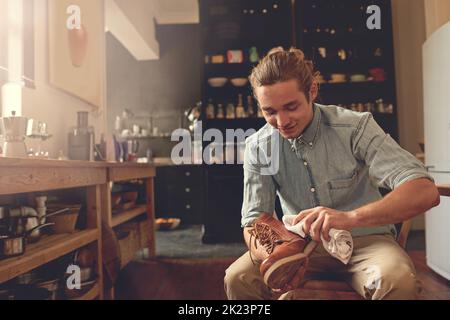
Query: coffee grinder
68 111 95 161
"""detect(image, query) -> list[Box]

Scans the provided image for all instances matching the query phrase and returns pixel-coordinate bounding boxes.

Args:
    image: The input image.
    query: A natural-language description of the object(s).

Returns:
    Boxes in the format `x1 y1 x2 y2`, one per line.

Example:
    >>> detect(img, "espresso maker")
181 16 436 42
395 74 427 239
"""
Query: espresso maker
0 111 29 158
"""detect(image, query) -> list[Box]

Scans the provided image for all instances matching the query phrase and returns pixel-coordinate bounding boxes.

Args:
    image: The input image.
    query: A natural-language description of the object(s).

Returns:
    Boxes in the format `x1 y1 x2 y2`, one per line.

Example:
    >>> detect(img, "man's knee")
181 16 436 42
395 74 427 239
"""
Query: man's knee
224 258 271 300
370 261 419 300
224 265 244 291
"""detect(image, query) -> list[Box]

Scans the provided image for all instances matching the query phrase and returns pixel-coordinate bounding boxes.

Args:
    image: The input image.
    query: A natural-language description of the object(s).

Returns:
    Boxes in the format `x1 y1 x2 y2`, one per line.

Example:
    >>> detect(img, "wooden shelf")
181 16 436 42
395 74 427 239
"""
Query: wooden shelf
72 282 100 300
111 205 147 227
0 229 99 284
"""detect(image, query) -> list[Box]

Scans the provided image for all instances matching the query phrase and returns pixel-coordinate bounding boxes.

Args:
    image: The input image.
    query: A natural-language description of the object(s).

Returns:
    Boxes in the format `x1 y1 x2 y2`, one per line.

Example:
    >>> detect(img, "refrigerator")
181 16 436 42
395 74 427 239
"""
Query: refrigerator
423 21 450 280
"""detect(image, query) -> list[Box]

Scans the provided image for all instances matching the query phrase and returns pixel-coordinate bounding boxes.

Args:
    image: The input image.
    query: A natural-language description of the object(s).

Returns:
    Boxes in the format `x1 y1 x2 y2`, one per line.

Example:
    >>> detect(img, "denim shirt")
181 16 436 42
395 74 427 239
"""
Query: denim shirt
241 104 433 237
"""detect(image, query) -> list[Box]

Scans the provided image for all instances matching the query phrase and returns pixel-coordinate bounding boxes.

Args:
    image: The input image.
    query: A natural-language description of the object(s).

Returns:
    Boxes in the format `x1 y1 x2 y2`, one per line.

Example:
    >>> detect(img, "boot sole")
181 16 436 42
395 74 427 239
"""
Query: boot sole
263 241 319 290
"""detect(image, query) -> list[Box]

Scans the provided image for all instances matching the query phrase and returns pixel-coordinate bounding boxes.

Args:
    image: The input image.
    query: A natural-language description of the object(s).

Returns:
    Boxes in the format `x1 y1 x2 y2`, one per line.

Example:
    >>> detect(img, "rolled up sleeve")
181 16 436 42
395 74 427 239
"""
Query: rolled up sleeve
241 140 276 228
352 113 434 190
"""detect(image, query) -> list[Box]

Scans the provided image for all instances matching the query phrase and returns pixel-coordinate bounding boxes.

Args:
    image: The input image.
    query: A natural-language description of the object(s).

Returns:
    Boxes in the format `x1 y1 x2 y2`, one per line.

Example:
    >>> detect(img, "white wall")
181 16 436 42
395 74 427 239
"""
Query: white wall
20 0 106 159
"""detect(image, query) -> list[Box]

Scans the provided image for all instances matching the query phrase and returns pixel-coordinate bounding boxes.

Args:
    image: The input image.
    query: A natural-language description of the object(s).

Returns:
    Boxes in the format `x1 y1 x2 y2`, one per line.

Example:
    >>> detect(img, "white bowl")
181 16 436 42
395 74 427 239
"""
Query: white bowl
230 78 248 87
208 77 228 87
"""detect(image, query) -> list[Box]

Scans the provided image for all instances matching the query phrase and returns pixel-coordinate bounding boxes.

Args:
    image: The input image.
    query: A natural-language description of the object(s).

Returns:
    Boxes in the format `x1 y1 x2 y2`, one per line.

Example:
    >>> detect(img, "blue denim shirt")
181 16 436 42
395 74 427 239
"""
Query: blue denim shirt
241 104 433 237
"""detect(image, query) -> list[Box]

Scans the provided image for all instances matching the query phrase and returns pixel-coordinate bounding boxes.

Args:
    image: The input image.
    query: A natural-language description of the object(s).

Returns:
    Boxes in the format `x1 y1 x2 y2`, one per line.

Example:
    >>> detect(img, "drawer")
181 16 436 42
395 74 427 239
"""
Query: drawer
167 184 203 200
161 166 204 185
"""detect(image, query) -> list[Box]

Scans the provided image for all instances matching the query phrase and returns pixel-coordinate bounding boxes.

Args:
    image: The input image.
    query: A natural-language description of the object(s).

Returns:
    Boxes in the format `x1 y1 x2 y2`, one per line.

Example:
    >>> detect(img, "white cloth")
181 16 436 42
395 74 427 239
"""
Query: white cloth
282 215 354 265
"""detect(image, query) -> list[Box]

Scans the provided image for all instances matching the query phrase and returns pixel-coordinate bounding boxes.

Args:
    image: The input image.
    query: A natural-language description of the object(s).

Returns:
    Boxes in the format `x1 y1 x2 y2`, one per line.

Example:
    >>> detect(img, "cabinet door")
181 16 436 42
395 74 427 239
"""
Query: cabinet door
155 166 205 225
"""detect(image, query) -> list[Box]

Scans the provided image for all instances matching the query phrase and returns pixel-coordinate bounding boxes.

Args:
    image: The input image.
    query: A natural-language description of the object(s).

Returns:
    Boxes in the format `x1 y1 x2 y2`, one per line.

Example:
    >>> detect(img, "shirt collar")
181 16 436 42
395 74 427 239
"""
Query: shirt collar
289 104 321 150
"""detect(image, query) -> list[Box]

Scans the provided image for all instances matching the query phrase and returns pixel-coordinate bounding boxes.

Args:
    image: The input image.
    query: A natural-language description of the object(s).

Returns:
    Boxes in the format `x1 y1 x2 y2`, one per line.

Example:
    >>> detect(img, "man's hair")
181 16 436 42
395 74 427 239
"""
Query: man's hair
249 47 319 103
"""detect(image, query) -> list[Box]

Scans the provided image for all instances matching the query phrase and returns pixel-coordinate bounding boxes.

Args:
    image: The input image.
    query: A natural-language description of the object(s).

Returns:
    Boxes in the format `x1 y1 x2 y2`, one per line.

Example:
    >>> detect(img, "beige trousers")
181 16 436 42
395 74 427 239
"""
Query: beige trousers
224 234 420 300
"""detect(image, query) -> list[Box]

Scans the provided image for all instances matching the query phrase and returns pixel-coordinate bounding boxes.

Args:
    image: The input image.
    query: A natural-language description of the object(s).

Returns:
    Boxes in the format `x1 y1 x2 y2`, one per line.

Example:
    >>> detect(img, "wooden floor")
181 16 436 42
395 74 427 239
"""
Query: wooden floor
410 251 450 300
116 251 450 300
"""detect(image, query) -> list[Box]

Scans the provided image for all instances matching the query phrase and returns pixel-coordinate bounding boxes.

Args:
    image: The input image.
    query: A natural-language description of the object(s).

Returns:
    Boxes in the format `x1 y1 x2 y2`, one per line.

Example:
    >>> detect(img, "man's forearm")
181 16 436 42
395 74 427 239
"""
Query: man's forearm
351 178 440 228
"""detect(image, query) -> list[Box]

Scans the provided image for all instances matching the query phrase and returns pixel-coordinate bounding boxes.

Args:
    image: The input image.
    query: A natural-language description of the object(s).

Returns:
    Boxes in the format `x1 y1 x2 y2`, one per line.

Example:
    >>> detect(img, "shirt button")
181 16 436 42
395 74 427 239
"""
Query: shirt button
304 162 308 166
311 188 316 193
309 142 313 147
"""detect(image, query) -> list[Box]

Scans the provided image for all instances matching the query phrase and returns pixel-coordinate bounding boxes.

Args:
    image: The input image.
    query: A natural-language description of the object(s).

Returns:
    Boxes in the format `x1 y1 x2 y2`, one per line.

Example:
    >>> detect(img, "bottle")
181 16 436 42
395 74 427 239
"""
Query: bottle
206 99 215 119
114 116 123 134
216 104 225 119
254 96 264 118
257 107 264 118
249 47 260 63
246 95 255 118
235 94 246 118
226 103 236 119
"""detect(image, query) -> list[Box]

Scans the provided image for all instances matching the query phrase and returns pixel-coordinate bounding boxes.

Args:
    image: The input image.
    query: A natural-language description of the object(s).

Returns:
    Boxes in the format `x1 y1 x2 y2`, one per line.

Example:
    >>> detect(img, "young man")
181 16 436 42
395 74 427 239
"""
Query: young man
224 47 440 300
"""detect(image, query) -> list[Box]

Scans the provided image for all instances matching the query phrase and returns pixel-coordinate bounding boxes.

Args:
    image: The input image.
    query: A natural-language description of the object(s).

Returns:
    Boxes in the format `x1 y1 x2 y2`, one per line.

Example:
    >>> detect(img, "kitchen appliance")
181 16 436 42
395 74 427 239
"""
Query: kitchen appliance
0 111 28 158
0 223 54 259
423 21 450 280
68 111 95 161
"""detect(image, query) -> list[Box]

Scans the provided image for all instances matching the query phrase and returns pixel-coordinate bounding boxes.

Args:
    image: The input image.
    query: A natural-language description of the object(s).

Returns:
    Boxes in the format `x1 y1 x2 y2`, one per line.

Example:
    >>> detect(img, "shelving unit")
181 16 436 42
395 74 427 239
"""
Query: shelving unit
0 158 106 300
111 205 147 228
0 230 98 284
101 163 156 299
296 0 399 140
200 0 293 120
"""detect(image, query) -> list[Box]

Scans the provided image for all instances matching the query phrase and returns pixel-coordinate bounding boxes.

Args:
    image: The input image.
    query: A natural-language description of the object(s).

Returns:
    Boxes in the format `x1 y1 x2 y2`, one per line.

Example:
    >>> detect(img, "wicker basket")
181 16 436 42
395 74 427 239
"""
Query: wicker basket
46 207 80 234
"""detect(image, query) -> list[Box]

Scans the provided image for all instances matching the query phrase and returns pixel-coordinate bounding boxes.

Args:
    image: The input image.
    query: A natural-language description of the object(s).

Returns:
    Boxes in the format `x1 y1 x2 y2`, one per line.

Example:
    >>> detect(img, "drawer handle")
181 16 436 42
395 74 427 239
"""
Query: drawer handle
185 188 191 193
186 204 191 210
185 172 191 177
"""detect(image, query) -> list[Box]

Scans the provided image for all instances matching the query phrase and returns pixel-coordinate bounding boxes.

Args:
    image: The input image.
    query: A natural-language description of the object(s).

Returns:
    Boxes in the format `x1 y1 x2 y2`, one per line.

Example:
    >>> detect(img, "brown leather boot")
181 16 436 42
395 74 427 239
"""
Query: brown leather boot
248 213 318 290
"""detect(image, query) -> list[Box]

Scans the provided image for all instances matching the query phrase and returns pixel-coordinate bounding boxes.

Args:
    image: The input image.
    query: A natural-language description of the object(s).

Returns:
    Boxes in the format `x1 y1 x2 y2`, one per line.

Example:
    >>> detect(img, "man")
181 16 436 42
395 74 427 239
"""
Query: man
224 47 440 300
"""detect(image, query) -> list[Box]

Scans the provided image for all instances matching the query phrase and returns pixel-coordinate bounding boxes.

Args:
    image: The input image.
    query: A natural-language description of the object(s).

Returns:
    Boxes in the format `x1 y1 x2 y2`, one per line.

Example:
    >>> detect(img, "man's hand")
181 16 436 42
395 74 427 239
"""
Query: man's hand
293 207 357 242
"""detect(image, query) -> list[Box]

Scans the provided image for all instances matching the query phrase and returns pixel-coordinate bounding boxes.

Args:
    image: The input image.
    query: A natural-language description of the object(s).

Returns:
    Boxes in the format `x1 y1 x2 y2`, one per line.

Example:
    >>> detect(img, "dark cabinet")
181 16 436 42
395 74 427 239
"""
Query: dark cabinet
202 165 245 244
155 164 247 244
155 165 205 225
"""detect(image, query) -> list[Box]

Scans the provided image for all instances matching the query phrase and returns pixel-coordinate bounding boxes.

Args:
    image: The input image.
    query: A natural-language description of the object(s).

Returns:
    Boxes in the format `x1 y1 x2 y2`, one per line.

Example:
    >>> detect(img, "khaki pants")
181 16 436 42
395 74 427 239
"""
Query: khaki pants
224 234 420 300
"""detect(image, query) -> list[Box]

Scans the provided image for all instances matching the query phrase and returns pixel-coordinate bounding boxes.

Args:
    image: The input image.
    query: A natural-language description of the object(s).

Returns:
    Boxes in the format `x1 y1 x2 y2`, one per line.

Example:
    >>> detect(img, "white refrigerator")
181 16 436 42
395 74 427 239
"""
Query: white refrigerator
423 21 450 280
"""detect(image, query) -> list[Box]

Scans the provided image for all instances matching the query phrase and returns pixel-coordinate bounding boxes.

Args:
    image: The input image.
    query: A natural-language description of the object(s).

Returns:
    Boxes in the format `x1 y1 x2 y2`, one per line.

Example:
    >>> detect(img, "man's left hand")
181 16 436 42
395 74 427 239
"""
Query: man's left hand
293 207 357 242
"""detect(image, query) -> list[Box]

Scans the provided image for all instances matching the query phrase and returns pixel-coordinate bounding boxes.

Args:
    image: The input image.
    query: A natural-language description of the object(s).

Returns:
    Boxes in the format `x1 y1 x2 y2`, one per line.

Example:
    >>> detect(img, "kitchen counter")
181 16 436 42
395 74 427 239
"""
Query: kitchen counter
0 156 156 169
153 157 202 167
0 157 156 194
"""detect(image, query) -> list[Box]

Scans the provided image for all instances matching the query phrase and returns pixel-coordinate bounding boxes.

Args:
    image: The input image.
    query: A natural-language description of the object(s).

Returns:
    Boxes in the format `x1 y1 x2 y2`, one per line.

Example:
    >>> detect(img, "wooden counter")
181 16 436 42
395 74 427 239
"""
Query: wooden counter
0 157 157 300
0 157 107 195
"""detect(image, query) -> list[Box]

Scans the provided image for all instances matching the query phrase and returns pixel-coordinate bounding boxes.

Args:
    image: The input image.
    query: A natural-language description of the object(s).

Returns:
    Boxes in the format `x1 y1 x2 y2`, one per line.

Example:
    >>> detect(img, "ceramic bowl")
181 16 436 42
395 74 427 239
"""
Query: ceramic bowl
230 78 248 87
208 77 228 87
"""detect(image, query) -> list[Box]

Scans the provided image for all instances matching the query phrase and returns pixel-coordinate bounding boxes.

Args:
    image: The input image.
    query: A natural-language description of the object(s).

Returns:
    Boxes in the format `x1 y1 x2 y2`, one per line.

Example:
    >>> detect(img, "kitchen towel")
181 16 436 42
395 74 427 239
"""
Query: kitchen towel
282 215 354 265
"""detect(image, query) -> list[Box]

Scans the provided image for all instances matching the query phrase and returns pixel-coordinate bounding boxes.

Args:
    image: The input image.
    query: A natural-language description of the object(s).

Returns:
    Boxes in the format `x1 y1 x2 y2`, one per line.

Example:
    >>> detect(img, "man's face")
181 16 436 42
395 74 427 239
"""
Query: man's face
255 79 317 139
